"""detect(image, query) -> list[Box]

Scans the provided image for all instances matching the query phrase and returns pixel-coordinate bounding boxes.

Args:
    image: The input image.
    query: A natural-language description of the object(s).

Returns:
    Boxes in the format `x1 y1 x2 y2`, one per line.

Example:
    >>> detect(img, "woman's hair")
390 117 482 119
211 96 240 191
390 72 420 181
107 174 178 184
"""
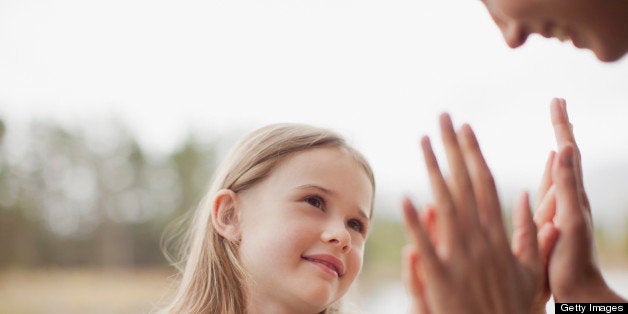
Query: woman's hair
161 123 375 314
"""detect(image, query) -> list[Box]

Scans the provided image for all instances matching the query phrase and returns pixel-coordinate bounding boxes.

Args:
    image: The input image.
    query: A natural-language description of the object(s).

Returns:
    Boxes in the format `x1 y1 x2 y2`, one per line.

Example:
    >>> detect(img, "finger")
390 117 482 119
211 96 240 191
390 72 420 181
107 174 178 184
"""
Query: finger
458 123 508 245
402 197 441 273
402 245 424 298
402 245 430 314
537 222 559 268
420 136 459 249
552 145 586 227
550 98 576 149
535 151 555 207
421 204 438 247
511 192 541 273
532 223 558 313
536 222 560 304
550 98 590 210
533 186 556 229
439 113 480 229
550 99 581 181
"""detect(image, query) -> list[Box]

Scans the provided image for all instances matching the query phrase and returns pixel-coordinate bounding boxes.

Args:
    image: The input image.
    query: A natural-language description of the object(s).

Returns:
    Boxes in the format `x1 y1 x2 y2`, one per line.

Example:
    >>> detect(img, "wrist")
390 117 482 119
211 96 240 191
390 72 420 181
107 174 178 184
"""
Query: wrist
531 302 548 314
554 272 622 302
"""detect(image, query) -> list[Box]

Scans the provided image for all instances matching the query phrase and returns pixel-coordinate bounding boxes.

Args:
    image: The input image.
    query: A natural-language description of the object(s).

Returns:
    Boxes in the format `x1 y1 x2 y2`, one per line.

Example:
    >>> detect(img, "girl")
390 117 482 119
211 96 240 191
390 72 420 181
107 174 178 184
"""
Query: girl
162 123 375 314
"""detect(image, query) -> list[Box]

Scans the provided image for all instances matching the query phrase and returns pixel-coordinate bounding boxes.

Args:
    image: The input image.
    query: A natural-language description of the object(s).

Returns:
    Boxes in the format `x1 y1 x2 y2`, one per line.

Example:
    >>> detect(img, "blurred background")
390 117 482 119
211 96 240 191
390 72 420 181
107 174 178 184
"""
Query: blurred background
1 0 627 313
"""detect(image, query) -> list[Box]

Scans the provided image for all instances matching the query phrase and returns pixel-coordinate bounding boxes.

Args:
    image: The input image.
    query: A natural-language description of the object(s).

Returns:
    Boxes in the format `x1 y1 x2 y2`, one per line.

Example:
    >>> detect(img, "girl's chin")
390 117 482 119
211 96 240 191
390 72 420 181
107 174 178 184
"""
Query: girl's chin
293 286 341 313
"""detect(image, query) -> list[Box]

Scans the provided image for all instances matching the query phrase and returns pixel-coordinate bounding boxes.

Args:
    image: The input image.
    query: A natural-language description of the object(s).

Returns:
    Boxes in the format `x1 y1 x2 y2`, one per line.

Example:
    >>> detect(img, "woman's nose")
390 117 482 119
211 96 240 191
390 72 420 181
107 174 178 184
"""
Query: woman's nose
501 22 528 48
488 9 529 49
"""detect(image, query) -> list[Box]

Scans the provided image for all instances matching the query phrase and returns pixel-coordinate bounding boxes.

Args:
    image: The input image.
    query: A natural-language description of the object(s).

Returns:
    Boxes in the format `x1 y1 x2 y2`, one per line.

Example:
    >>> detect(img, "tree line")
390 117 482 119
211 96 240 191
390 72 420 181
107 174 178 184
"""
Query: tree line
0 117 625 271
0 117 215 268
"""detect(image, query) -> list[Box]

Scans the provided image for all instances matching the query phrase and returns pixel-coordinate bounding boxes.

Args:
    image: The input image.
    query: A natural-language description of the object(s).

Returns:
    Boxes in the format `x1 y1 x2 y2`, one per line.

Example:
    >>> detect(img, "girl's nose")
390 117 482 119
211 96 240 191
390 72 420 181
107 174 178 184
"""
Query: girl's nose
322 223 351 253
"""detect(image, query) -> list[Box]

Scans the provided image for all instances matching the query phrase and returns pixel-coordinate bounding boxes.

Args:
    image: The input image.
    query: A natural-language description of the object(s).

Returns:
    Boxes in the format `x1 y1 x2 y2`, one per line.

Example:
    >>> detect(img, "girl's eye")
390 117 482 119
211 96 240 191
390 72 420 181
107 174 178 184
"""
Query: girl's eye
305 195 324 209
347 219 364 233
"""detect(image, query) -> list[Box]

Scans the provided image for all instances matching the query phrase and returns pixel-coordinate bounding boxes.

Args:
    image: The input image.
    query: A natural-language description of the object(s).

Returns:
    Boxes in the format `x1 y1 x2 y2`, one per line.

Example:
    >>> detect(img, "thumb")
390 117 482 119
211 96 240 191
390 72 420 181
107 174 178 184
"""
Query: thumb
537 222 559 268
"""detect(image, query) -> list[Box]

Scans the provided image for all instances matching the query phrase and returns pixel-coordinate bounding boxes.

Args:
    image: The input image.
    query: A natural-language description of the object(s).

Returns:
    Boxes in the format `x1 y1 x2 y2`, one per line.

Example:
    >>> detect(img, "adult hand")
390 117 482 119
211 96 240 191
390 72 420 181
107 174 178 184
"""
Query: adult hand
536 98 626 302
530 150 560 311
402 113 558 314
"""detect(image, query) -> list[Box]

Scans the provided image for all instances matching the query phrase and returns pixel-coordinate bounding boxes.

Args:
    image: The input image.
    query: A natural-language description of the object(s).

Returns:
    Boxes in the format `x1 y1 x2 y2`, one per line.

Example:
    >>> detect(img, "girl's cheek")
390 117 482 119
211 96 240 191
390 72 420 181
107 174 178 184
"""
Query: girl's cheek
351 243 365 259
281 218 319 247
350 248 364 276
352 236 366 249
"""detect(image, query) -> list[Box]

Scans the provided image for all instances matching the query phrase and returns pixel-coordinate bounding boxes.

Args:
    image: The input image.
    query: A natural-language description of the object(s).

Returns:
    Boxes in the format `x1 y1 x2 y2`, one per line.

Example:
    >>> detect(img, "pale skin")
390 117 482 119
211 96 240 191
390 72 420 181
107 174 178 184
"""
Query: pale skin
481 0 627 297
403 100 626 313
211 147 373 314
479 0 628 62
402 113 559 314
533 98 627 302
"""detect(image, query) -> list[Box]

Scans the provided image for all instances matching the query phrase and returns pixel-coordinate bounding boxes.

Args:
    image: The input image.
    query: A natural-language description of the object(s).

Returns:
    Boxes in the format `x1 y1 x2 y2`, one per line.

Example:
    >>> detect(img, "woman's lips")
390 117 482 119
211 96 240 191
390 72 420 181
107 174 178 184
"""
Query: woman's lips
541 22 574 44
550 25 569 42
302 254 345 277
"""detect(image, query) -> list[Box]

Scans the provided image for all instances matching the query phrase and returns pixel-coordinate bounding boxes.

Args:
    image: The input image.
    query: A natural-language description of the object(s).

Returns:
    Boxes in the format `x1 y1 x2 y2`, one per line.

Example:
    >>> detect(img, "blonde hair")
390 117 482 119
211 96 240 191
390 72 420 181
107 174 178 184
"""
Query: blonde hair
162 123 375 314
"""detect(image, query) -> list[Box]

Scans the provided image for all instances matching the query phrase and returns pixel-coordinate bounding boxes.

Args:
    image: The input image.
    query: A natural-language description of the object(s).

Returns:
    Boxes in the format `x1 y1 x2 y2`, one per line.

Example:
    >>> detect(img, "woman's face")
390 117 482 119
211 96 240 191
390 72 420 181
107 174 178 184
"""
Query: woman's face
481 0 628 62
236 147 373 313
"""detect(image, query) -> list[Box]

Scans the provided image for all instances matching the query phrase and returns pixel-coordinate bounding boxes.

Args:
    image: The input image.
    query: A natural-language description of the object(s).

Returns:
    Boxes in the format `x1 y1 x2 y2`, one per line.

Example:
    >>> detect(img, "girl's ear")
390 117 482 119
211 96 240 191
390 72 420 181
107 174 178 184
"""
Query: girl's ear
211 189 241 243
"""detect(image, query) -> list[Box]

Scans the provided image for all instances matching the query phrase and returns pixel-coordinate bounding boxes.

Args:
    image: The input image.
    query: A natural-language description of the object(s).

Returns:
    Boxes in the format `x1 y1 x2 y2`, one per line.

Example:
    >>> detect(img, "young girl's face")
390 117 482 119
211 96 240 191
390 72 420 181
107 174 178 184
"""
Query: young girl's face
236 147 373 313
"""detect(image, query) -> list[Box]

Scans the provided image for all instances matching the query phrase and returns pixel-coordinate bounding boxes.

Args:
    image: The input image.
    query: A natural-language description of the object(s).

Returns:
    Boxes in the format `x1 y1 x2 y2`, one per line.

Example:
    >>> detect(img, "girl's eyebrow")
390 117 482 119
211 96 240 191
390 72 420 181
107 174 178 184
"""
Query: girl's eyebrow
295 184 370 221
295 184 334 195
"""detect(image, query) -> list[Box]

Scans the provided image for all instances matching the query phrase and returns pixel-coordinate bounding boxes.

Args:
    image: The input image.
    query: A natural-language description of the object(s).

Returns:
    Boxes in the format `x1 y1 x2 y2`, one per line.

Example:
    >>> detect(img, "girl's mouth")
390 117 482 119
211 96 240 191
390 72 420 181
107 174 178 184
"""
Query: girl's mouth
301 254 344 277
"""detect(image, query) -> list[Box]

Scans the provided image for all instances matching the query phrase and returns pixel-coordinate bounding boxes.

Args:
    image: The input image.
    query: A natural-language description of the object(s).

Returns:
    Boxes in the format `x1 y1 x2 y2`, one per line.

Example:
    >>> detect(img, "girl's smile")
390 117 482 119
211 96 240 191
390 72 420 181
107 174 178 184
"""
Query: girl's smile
302 254 345 278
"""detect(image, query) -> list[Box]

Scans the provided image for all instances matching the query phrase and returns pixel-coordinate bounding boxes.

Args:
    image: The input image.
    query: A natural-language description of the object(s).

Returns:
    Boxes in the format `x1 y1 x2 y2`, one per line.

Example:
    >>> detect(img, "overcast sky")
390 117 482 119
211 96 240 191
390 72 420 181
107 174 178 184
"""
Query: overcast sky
1 0 627 226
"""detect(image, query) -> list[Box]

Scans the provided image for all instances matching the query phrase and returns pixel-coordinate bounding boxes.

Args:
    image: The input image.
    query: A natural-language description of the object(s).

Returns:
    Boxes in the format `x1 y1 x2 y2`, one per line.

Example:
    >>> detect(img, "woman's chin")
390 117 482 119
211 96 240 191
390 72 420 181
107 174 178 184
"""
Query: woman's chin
594 49 625 62
590 41 627 62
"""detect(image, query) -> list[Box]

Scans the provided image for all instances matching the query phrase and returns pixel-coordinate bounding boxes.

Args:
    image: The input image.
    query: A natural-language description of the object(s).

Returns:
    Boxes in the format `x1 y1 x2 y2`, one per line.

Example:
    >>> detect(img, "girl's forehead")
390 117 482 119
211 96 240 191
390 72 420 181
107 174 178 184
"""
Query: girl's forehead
266 147 374 200
276 148 368 181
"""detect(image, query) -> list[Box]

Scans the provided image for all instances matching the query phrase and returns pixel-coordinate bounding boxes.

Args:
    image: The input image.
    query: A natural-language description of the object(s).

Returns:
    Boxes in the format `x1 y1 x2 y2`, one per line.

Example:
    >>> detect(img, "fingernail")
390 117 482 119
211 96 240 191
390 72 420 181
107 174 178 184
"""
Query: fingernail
461 123 475 139
461 123 471 134
420 135 431 149
561 104 569 121
440 112 453 128
550 99 562 119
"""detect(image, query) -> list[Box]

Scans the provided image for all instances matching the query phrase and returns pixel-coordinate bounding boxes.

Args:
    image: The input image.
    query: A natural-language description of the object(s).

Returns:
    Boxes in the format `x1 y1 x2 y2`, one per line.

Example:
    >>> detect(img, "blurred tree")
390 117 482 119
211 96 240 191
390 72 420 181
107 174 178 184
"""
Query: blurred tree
0 118 217 269
172 136 215 215
0 118 5 143
363 217 405 283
